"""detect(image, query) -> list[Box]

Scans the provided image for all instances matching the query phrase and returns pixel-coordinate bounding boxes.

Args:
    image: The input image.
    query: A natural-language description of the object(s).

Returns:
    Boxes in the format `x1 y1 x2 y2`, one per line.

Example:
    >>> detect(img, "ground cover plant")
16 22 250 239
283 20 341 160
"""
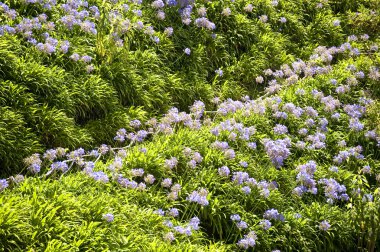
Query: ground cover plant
0 0 380 251
0 0 380 173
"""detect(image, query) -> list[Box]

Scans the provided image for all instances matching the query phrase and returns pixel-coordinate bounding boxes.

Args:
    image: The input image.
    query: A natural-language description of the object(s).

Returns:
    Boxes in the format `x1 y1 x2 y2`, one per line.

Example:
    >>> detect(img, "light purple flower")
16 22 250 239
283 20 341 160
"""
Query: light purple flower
218 166 230 177
319 220 331 231
184 48 191 55
0 179 9 191
102 213 114 222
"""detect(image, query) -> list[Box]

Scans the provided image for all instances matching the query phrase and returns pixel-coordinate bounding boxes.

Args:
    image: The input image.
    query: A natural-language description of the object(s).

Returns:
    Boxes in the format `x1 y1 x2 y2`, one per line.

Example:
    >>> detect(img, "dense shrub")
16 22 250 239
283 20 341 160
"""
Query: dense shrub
1 36 380 251
0 0 379 250
0 0 378 174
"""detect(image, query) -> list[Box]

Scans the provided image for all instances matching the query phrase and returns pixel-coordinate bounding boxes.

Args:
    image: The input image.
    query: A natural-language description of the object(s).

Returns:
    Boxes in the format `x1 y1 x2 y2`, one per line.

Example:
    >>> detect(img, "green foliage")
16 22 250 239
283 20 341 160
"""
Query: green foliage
0 0 378 174
0 176 229 251
1 43 380 250
84 107 147 144
0 0 380 250
67 75 119 123
0 107 42 174
24 105 93 149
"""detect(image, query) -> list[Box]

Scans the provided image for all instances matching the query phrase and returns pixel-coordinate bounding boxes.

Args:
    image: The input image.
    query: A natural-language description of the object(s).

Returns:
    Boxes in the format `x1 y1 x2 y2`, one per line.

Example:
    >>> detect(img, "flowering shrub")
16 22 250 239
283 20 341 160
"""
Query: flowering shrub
0 0 379 251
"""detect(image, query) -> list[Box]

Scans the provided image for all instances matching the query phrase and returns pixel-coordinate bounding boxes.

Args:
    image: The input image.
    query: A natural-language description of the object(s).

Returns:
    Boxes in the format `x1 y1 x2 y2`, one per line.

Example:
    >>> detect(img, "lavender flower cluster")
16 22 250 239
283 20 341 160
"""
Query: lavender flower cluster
186 188 209 206
293 160 318 196
263 209 285 222
211 118 256 141
114 124 149 143
318 178 349 204
221 170 273 198
237 231 257 249
230 214 248 230
182 147 203 169
163 216 200 242
263 138 291 168
333 146 364 164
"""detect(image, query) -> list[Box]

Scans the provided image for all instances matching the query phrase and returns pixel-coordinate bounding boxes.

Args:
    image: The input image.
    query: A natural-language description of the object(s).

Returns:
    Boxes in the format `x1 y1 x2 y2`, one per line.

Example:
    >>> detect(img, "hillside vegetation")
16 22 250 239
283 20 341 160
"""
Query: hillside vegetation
0 0 379 173
0 0 380 251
